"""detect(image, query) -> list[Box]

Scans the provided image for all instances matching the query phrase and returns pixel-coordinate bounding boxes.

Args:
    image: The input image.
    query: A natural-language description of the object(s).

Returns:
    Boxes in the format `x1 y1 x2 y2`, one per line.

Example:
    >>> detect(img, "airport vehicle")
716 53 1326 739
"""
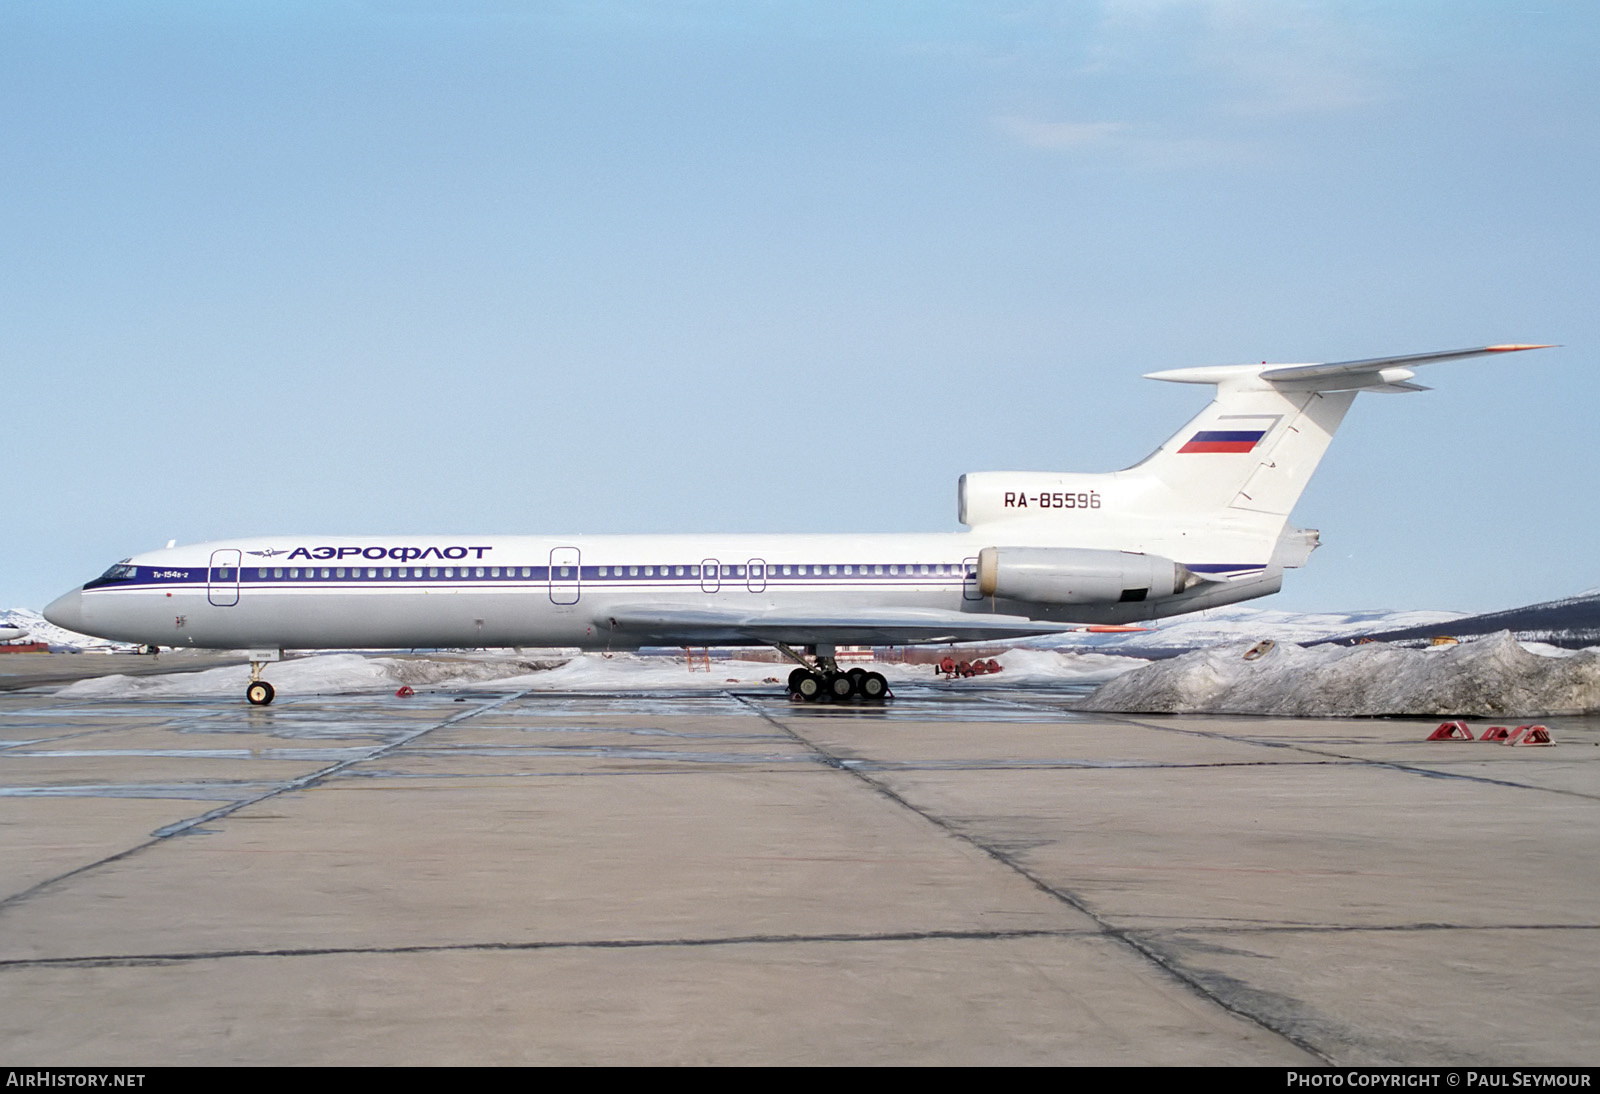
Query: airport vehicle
44 344 1550 704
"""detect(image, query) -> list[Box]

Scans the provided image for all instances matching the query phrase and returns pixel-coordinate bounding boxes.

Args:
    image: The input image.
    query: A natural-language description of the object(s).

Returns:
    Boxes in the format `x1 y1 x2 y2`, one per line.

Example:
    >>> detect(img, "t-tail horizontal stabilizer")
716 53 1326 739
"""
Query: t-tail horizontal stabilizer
1146 343 1555 393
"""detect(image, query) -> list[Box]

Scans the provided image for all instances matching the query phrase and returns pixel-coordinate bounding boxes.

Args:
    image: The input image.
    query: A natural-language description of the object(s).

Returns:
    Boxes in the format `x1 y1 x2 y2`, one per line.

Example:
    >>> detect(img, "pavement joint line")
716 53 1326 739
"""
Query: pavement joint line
7 923 1595 973
1103 712 1600 803
728 692 1336 1066
0 689 534 918
984 697 1600 803
334 766 834 781
0 927 1104 970
0 729 118 753
1151 922 1600 936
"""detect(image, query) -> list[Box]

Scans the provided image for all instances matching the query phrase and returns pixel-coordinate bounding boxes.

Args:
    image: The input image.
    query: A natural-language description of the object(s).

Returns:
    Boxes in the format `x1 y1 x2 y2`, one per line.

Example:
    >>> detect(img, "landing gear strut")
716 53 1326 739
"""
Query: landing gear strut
246 649 282 706
776 643 891 704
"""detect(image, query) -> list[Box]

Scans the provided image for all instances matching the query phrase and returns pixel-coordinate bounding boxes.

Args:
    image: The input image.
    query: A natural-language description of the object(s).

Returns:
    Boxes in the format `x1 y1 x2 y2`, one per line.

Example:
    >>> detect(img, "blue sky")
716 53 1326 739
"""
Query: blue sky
4 1 1595 614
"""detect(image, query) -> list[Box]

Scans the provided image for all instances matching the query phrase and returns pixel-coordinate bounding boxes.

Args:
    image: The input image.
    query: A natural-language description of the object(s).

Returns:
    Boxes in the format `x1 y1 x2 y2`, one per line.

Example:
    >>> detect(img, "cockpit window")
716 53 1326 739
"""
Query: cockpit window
84 560 140 589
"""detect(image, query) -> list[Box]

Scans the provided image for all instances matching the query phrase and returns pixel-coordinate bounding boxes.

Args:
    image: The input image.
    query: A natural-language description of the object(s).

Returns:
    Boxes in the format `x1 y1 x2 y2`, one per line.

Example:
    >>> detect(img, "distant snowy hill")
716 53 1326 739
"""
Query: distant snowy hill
1020 588 1600 660
0 607 125 650
1350 590 1600 650
1018 605 1468 656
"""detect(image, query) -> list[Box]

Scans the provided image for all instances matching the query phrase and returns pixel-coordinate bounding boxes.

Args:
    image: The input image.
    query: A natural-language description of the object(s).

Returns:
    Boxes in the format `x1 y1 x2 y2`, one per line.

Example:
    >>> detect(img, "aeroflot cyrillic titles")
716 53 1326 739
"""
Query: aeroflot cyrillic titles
44 344 1552 704
276 545 496 561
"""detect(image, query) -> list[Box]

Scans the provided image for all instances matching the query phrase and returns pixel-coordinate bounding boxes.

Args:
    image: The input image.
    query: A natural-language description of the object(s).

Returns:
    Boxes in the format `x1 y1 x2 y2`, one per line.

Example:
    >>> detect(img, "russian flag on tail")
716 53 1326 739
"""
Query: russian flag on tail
1179 429 1267 454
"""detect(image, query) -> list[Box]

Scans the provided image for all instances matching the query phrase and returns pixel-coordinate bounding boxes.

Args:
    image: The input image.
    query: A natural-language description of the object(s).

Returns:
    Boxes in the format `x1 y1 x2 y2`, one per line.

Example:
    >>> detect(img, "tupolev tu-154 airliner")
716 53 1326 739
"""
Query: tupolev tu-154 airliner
45 344 1551 705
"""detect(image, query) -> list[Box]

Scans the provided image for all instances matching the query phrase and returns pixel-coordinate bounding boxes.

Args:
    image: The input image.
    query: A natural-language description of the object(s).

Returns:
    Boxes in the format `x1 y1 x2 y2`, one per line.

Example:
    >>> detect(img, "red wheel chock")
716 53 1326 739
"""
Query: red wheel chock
1427 721 1474 741
1508 724 1554 746
1479 725 1515 742
395 685 415 698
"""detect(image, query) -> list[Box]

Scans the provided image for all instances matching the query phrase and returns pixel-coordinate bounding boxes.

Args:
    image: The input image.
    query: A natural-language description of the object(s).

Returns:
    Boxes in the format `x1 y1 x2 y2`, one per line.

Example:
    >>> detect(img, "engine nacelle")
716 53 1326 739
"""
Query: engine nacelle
976 547 1201 605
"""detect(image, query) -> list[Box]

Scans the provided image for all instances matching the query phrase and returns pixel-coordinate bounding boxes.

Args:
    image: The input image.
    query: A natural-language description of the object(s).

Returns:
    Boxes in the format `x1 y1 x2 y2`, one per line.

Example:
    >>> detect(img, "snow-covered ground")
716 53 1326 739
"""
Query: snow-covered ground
52 647 1144 700
41 634 1600 716
1081 632 1600 717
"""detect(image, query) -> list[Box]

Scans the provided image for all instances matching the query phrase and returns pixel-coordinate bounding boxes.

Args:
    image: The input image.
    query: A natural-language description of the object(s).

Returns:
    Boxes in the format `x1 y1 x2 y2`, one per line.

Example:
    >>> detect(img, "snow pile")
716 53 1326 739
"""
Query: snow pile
981 648 1144 687
1081 632 1600 716
59 654 406 699
517 650 1144 693
49 648 1148 700
490 653 791 691
54 654 560 699
54 652 829 698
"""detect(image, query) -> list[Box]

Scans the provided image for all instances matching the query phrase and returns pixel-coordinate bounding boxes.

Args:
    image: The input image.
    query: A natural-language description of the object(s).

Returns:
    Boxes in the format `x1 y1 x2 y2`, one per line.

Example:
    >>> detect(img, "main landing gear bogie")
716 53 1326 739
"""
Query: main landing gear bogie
784 660 890 704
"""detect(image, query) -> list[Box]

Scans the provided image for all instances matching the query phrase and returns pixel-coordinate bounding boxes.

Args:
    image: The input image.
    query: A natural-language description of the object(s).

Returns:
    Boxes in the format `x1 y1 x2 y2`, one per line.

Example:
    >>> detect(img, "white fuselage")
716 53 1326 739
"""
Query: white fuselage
56 531 1034 650
50 528 1281 652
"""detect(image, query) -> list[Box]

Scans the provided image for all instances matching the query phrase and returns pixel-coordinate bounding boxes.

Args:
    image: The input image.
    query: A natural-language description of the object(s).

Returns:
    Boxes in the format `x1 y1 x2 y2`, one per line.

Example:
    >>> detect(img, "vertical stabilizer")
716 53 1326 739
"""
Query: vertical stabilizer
1130 368 1356 521
1126 344 1551 560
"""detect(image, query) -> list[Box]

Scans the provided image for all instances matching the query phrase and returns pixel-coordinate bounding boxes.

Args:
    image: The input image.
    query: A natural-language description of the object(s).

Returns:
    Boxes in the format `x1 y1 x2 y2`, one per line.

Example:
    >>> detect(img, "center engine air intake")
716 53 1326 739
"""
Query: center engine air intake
976 547 1202 605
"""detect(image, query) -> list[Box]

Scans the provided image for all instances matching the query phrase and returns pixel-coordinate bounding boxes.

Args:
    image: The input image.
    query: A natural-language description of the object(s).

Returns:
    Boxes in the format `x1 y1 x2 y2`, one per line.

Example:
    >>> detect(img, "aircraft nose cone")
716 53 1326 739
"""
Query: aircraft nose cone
43 588 87 634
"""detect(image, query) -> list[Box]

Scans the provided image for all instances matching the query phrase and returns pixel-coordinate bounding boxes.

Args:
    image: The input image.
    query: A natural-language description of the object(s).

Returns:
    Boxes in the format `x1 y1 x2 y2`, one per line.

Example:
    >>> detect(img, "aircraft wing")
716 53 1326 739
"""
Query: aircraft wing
597 605 1082 646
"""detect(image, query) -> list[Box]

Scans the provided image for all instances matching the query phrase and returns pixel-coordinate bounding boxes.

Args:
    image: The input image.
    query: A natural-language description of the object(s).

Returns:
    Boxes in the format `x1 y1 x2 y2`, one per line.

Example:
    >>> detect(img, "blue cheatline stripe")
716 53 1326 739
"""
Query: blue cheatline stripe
87 562 985 591
82 558 1267 593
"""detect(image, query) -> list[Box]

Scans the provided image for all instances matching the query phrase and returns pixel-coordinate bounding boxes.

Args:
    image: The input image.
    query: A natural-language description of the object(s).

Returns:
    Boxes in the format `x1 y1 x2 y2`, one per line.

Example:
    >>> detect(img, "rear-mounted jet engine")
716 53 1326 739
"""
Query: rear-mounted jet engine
976 547 1202 605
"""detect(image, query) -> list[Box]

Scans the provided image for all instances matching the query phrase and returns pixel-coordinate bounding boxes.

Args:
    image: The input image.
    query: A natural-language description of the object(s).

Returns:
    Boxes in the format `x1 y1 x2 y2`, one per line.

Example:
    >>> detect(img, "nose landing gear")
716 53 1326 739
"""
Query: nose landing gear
245 649 282 706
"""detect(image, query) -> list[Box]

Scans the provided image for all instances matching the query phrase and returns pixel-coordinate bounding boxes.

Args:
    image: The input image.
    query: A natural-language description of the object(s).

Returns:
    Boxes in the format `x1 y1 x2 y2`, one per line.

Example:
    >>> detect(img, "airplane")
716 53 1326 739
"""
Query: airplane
43 344 1552 706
